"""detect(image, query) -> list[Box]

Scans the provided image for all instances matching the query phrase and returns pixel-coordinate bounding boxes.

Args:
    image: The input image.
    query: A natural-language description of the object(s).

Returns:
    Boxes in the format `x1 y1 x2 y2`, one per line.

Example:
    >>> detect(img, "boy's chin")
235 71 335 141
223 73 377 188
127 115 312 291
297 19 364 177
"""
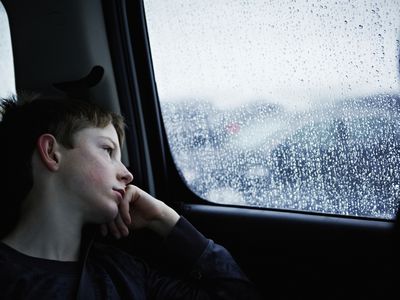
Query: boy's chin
92 203 120 224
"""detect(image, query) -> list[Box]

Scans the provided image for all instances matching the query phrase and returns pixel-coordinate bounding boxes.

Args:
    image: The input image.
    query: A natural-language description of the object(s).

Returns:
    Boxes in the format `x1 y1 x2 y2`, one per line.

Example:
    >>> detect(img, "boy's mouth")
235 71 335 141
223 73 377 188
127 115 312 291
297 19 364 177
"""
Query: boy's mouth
113 188 125 200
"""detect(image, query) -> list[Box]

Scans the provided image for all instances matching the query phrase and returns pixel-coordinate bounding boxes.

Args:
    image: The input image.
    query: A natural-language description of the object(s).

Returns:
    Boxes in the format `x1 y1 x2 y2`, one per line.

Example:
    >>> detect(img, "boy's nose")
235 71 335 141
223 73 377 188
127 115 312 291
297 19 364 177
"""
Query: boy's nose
118 163 134 184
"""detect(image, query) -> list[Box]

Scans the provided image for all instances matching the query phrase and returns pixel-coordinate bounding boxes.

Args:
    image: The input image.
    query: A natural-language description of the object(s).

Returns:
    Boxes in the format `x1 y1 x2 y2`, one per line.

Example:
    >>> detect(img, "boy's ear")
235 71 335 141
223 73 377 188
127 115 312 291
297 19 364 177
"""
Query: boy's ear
36 134 61 171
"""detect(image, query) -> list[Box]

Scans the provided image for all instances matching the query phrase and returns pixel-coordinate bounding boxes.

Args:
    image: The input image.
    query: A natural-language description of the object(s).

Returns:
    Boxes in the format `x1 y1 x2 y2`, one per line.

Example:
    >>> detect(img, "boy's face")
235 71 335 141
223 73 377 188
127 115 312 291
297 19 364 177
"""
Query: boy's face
57 123 133 224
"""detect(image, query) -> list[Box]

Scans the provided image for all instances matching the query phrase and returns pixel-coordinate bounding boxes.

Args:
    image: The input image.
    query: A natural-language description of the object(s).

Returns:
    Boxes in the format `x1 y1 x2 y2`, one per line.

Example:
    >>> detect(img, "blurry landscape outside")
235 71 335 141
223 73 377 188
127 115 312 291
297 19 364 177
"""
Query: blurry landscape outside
144 0 400 219
0 3 15 99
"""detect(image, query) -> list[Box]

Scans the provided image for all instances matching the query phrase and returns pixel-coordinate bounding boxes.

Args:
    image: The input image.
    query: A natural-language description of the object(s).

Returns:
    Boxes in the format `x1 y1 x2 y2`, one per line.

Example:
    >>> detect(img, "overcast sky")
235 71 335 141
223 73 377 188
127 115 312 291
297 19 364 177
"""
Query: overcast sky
144 0 400 111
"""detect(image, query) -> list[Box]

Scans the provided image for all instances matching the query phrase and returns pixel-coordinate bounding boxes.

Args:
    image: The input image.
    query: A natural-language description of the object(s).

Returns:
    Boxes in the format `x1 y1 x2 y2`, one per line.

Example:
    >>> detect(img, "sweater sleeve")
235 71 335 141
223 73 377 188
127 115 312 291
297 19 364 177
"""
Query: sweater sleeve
146 217 261 300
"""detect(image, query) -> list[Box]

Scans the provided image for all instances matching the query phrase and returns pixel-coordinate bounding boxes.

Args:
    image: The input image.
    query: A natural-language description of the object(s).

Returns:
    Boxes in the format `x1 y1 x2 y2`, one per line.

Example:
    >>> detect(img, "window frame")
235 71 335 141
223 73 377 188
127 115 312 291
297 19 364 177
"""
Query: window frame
105 0 202 205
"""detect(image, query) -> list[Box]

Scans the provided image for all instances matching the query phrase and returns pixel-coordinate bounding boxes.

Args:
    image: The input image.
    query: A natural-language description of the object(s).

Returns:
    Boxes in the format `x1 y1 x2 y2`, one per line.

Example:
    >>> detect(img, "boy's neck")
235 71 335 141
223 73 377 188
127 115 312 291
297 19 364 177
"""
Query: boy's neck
2 191 84 262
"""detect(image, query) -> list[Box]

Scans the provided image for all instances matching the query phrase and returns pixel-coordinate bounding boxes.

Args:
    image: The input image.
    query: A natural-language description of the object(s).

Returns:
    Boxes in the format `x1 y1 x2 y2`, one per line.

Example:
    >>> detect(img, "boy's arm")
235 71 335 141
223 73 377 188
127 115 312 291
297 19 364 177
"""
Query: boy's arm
144 216 261 300
102 185 261 299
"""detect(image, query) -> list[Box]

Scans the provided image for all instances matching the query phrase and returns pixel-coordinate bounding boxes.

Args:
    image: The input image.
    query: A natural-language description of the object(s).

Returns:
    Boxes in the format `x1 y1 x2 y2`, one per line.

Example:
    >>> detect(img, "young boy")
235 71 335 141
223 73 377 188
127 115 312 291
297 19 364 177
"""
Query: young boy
0 95 260 299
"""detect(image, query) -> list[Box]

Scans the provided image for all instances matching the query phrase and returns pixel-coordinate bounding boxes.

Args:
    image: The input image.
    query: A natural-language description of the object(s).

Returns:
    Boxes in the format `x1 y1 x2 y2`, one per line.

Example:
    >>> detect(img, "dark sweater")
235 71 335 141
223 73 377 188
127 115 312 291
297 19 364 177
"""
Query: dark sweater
0 217 260 299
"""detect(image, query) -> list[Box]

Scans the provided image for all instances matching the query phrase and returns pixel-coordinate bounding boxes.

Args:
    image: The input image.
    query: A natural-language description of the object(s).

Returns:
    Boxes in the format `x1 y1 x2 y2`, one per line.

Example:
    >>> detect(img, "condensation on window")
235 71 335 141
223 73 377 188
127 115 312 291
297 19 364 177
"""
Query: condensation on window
144 0 400 219
0 2 15 99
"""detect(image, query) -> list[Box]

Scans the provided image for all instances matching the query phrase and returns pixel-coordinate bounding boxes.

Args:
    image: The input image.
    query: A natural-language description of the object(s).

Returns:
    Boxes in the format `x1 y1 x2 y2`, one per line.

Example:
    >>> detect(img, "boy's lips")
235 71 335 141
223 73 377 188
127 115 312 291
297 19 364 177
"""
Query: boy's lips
113 188 125 201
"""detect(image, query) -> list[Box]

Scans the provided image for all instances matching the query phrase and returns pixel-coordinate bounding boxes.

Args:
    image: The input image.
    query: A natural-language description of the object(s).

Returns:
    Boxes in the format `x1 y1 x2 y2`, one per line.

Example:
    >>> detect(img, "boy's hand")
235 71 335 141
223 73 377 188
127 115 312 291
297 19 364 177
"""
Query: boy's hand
100 185 180 239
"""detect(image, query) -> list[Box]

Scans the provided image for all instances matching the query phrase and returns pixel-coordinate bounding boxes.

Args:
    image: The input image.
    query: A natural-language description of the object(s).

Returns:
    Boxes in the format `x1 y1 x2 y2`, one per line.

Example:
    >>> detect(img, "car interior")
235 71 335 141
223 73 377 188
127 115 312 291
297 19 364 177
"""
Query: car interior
1 0 399 299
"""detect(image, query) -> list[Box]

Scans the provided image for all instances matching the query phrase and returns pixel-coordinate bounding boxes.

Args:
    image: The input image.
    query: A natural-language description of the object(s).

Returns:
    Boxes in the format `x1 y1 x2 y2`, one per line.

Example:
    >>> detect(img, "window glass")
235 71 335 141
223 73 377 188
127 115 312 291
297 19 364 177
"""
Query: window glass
0 2 15 99
143 0 400 219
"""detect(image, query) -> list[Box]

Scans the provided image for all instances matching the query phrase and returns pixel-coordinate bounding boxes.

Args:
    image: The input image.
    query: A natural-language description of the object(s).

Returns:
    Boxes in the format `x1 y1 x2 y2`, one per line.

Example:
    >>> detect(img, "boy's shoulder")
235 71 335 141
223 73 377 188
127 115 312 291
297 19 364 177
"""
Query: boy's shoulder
0 241 80 274
0 242 80 300
0 242 23 276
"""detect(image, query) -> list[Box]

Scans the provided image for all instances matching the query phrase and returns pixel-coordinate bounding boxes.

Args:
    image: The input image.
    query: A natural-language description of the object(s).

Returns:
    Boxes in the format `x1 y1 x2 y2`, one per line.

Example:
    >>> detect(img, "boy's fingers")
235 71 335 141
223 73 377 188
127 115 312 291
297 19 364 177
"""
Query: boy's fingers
115 213 130 237
100 224 108 236
108 220 121 239
119 188 132 225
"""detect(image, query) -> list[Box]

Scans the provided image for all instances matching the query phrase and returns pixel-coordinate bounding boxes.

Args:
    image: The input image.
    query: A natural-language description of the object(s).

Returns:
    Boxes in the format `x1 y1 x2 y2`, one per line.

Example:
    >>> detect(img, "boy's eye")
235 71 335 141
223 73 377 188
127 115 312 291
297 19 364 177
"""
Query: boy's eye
103 146 113 156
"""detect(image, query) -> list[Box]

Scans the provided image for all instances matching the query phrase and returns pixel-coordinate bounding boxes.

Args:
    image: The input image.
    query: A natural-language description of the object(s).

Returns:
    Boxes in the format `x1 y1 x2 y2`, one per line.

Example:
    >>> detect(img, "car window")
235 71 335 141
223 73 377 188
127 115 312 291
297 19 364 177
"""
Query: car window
143 0 400 219
0 2 15 99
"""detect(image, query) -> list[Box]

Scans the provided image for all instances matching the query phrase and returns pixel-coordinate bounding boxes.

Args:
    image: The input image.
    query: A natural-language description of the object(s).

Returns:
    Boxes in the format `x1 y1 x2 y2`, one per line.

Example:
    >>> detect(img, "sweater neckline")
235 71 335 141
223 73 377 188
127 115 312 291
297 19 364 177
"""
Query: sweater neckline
0 241 80 274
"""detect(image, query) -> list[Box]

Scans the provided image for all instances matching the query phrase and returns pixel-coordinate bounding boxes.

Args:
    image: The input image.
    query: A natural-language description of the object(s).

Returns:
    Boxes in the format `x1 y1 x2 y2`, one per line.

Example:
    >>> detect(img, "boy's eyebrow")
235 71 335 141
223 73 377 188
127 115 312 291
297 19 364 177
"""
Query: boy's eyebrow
99 136 119 149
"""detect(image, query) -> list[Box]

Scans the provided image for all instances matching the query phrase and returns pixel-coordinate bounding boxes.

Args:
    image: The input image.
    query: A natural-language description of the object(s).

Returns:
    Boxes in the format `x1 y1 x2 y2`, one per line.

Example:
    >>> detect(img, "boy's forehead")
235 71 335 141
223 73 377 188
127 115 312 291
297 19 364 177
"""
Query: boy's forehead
74 124 120 145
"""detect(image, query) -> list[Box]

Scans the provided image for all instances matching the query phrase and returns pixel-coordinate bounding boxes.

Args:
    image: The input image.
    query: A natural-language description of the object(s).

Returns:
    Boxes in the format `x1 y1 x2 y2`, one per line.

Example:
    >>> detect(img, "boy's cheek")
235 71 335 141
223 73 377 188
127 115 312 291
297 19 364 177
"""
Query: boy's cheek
86 164 107 185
